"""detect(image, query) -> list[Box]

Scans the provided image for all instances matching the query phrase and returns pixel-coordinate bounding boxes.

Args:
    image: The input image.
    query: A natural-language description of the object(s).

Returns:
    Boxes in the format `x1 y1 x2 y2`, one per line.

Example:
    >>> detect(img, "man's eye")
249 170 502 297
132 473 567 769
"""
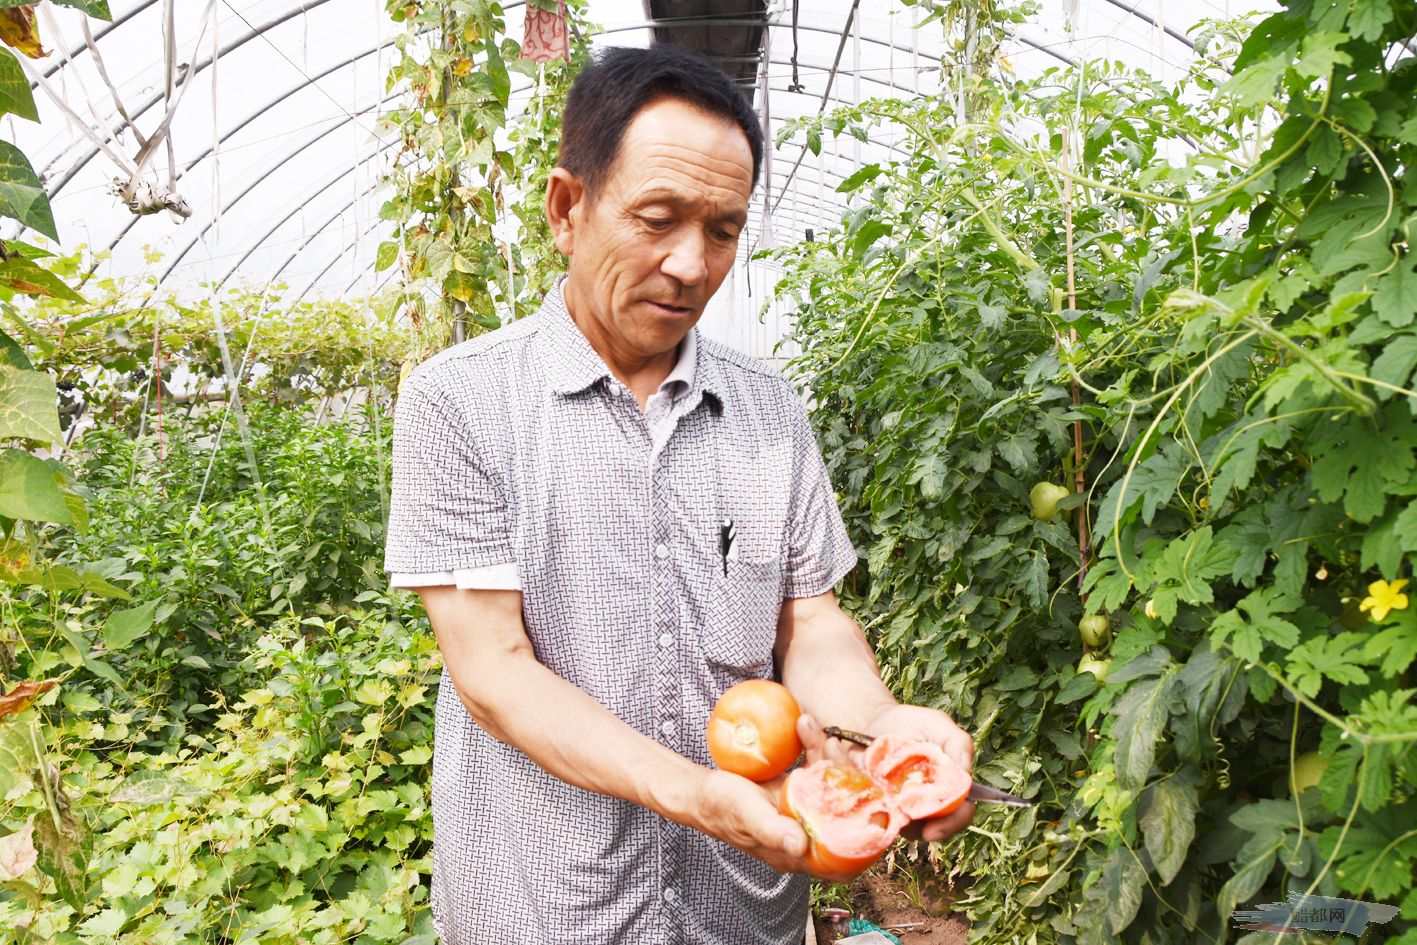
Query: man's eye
643 217 673 230
712 229 738 242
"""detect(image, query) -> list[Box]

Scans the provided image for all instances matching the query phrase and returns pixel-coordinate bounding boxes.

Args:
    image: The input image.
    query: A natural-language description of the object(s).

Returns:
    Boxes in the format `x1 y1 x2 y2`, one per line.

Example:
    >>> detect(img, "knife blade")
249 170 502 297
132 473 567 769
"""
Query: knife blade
822 725 1033 809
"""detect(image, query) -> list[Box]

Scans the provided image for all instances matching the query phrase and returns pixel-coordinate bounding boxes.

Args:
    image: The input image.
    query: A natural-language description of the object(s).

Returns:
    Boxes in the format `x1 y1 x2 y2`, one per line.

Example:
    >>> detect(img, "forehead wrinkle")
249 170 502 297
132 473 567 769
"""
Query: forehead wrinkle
621 133 752 178
630 154 752 194
620 157 753 209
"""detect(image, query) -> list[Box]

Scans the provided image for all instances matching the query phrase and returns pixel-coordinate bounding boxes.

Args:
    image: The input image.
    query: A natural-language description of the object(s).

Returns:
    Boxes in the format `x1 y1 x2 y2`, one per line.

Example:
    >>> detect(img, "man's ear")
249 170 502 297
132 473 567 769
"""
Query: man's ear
545 167 585 258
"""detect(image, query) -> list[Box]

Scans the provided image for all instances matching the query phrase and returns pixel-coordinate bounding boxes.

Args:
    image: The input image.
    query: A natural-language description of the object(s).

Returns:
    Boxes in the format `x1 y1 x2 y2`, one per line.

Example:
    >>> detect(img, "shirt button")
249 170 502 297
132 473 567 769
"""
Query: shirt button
654 543 669 559
660 720 677 738
663 886 678 904
658 633 674 648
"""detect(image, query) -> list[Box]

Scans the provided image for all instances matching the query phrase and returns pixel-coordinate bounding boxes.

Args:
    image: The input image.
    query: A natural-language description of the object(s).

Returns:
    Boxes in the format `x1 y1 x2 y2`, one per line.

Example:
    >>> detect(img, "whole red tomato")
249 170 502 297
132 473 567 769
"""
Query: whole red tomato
706 679 803 782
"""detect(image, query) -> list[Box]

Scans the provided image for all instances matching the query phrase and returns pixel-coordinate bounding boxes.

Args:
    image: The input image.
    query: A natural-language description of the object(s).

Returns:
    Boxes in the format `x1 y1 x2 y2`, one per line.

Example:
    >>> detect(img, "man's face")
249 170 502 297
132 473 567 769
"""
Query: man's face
555 97 754 358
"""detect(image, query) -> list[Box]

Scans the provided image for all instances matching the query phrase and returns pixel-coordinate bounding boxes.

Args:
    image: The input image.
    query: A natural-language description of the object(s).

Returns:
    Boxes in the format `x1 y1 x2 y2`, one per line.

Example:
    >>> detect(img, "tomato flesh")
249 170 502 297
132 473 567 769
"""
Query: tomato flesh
863 735 971 820
781 761 907 875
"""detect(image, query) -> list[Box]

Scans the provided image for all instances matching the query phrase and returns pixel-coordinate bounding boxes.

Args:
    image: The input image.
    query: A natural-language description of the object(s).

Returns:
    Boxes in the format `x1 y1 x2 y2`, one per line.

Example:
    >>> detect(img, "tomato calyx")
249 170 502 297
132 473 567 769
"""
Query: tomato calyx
706 680 803 782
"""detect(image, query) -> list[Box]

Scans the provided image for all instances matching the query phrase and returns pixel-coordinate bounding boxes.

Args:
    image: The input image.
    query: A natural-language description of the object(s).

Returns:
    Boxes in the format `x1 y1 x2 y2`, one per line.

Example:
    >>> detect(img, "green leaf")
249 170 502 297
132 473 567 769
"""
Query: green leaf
33 793 90 912
1372 262 1417 328
0 48 36 121
1095 444 1187 536
1209 587 1300 662
0 449 70 523
1361 512 1403 577
0 141 56 241
1101 845 1146 934
1371 333 1417 400
1347 0 1394 41
1305 124 1344 174
1175 645 1245 760
836 164 883 194
51 0 111 18
1310 406 1416 523
79 907 128 938
1111 671 1175 790
1362 612 1417 677
1218 837 1281 921
0 721 37 797
1150 526 1236 619
1294 32 1352 79
1286 632 1370 697
1141 777 1199 885
375 241 399 272
100 599 159 651
806 127 821 156
0 328 29 370
1393 501 1417 554
1020 550 1047 610
1108 645 1172 684
1220 53 1290 107
0 257 84 303
850 220 890 259
0 364 60 443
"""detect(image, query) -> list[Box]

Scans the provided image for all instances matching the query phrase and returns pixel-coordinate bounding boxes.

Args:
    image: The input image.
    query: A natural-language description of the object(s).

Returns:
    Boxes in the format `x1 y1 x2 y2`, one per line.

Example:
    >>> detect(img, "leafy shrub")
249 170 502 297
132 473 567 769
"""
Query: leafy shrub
2 600 438 943
31 403 393 728
772 1 1416 941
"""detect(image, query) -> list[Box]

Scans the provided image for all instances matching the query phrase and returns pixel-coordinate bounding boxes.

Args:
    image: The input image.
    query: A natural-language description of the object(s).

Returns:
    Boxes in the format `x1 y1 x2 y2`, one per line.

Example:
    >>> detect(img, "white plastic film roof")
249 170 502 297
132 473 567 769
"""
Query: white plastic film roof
9 0 1268 355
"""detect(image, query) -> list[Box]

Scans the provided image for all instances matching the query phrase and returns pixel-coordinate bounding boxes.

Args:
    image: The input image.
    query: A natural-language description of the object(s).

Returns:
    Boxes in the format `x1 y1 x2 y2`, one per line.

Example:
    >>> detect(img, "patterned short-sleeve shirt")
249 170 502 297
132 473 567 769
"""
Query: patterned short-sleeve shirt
384 280 858 945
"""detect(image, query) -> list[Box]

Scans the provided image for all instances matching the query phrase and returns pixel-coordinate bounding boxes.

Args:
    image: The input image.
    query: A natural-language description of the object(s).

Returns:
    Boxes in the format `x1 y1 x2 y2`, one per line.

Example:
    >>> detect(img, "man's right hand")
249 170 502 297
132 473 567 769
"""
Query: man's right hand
695 768 869 882
691 714 865 883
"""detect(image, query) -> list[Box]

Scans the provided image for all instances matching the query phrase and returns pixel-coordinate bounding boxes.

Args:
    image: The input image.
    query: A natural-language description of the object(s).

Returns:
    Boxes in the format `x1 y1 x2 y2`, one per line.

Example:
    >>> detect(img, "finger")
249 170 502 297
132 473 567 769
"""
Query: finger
773 814 809 858
941 730 974 774
797 713 826 761
825 733 856 768
919 800 976 843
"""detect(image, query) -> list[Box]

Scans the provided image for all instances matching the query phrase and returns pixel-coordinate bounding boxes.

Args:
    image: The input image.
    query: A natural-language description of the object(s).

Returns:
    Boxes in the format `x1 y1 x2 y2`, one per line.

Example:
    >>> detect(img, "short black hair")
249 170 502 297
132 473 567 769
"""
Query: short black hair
558 45 763 195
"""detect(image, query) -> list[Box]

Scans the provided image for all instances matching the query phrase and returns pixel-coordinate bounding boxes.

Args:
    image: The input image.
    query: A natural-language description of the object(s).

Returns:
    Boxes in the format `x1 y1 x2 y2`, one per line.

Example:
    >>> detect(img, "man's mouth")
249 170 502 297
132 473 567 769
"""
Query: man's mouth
645 300 695 316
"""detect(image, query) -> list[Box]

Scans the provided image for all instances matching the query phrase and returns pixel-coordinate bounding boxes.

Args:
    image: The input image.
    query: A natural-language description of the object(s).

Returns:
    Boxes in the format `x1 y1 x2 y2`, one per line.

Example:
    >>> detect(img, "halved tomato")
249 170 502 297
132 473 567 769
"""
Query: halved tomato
706 679 803 782
861 735 971 820
780 761 908 875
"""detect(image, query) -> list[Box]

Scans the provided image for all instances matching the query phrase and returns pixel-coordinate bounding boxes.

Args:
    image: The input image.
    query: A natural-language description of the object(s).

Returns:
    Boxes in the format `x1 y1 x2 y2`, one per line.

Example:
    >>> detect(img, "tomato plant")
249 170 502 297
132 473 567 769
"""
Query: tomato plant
706 679 803 782
769 0 1417 939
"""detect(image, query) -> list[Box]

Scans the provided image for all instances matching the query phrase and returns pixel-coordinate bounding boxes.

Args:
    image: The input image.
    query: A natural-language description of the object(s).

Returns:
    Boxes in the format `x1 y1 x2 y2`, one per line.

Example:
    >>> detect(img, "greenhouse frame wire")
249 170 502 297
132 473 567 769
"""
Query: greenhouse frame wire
13 0 1254 305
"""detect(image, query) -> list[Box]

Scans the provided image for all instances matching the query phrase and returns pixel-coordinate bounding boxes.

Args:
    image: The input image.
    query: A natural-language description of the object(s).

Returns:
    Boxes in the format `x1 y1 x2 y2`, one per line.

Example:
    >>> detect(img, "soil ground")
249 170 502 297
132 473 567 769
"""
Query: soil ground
812 869 971 945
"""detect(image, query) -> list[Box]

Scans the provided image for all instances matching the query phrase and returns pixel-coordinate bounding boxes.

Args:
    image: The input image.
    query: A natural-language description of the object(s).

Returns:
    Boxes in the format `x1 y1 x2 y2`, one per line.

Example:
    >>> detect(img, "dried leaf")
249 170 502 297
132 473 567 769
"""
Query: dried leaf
0 6 45 60
0 678 56 720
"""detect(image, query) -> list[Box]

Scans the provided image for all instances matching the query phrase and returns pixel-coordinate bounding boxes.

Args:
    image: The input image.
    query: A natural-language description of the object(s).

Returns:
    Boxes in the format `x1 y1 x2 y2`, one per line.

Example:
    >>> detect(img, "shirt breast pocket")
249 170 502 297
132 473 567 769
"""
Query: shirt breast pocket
703 555 783 676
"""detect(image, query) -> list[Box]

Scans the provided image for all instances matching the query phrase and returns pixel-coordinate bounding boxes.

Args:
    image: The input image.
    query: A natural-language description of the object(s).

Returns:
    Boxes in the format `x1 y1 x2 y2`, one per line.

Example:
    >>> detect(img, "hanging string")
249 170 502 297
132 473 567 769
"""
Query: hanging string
787 0 804 93
191 6 270 534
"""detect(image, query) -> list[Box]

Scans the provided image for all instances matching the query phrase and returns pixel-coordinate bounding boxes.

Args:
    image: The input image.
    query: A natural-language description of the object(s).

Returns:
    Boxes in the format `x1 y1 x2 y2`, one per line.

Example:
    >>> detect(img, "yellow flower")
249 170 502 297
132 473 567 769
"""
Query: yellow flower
1359 579 1409 622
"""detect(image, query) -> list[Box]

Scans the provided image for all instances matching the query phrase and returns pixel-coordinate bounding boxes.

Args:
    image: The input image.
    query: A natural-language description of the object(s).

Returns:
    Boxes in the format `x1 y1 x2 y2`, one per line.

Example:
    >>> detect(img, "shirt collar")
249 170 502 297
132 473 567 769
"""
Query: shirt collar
540 277 716 407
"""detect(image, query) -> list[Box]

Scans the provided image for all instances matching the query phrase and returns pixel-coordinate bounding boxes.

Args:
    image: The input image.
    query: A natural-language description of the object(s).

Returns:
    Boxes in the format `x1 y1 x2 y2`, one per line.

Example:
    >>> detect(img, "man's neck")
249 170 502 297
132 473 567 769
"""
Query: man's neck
563 278 680 410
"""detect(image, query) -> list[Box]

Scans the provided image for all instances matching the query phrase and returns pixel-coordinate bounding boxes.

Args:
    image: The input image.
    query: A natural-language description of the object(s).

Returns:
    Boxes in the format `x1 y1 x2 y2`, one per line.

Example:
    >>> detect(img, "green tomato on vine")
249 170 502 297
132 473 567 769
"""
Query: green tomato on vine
1290 751 1329 796
1029 481 1070 521
1077 655 1111 682
1079 614 1111 648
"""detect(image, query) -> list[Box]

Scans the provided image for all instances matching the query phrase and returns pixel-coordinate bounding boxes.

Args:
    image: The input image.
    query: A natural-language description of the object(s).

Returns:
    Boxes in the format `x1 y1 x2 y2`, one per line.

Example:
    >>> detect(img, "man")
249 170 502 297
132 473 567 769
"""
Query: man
384 45 974 945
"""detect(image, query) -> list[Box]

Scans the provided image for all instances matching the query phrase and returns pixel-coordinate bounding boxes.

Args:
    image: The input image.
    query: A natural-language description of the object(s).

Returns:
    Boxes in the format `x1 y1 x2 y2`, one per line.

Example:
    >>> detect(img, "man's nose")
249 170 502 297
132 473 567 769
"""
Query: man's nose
660 229 708 287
